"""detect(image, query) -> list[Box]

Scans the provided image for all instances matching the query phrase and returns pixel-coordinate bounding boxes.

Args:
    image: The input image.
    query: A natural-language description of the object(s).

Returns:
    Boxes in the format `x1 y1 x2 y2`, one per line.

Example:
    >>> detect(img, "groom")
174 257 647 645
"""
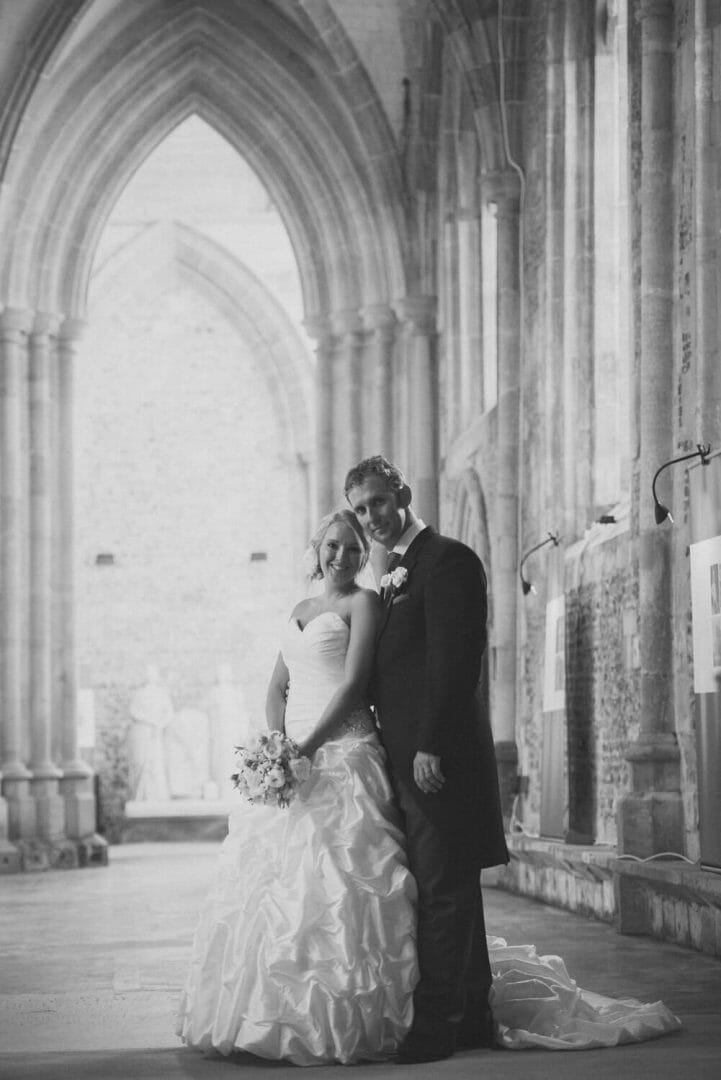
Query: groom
345 456 509 1065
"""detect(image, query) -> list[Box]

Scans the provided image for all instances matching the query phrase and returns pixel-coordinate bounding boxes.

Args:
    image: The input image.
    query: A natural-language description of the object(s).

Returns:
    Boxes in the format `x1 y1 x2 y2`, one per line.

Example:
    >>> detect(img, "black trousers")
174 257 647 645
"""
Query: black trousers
396 778 492 1039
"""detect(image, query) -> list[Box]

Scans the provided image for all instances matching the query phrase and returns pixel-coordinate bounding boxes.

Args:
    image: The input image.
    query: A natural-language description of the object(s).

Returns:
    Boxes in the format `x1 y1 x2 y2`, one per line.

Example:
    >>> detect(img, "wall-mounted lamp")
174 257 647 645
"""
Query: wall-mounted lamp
519 532 560 596
652 443 712 525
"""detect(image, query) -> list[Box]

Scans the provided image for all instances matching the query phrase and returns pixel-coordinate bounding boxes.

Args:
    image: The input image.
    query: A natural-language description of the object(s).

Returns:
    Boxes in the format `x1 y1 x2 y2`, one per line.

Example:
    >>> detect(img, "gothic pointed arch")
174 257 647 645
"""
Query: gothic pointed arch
89 221 314 465
0 0 408 322
431 0 527 175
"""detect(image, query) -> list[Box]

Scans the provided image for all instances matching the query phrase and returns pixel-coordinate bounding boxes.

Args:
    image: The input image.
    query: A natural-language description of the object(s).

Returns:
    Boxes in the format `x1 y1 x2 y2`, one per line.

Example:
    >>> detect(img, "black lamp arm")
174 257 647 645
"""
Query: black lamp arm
519 531 560 588
651 443 712 506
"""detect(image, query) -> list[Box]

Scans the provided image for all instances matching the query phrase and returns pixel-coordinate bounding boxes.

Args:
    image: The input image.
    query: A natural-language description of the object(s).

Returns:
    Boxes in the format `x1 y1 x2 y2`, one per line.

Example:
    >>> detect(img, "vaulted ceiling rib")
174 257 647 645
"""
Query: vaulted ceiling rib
0 0 408 320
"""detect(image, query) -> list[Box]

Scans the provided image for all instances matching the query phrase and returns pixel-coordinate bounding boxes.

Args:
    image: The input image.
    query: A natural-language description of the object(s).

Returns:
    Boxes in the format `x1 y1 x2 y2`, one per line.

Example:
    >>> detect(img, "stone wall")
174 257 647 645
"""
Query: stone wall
77 282 303 835
564 526 640 847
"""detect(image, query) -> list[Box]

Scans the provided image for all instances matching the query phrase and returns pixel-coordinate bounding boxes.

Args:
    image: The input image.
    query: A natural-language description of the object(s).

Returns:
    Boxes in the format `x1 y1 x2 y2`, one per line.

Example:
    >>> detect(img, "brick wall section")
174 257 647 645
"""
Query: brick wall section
516 592 547 832
564 582 596 842
564 533 639 847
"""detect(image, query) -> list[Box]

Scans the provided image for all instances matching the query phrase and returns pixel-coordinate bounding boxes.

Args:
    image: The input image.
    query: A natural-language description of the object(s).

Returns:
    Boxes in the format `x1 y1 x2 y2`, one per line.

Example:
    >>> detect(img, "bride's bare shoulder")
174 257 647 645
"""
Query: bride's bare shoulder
290 597 317 621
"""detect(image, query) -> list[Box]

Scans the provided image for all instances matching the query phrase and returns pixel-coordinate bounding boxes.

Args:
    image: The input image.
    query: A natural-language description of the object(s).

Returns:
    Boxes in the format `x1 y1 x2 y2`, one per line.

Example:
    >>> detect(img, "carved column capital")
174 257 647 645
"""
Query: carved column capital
0 307 33 339
31 312 61 339
58 316 86 347
330 307 363 339
303 314 331 344
394 295 437 335
361 303 397 337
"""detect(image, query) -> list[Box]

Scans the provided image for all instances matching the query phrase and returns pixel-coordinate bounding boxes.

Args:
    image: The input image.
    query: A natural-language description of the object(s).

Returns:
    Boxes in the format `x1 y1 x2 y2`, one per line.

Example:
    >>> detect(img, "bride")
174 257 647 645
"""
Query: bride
176 509 680 1065
177 509 417 1064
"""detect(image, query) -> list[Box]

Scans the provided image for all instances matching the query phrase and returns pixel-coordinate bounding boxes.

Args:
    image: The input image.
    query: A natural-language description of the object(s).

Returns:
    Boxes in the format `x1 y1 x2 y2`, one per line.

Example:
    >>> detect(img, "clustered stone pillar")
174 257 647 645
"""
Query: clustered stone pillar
0 309 34 842
492 188 522 796
396 297 439 526
56 319 96 841
306 317 335 517
332 310 364 491
694 0 721 434
361 304 396 459
618 0 684 857
0 310 102 868
28 315 64 839
308 306 403 515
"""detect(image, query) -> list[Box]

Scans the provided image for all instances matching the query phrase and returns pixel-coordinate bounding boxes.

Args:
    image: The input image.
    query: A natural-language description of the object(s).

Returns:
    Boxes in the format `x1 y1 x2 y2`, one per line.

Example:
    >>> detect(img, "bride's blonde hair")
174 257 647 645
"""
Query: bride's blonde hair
304 509 370 581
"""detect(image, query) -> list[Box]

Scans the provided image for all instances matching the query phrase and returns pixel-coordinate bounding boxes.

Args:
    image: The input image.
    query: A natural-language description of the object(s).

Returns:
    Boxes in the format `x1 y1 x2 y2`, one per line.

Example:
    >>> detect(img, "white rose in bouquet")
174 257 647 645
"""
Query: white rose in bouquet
245 770 265 798
266 765 286 789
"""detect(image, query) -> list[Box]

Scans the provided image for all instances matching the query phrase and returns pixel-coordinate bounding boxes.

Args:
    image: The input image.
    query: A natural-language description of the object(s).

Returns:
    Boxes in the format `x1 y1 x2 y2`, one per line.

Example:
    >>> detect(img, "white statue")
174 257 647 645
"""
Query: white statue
127 665 173 801
165 707 210 799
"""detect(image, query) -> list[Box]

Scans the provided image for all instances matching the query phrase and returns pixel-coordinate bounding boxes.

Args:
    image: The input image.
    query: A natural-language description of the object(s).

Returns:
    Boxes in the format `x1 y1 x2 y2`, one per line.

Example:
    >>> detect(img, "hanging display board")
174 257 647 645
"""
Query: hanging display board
540 595 566 839
689 453 721 870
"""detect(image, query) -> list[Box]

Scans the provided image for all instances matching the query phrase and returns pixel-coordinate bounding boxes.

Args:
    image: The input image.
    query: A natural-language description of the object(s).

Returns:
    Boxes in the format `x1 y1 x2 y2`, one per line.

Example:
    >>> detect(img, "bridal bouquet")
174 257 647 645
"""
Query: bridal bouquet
231 731 311 808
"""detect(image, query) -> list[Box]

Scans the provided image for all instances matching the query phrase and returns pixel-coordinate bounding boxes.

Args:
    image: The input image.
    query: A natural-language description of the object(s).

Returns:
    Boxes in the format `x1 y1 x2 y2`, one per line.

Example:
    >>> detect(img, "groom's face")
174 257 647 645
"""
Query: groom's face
346 476 406 551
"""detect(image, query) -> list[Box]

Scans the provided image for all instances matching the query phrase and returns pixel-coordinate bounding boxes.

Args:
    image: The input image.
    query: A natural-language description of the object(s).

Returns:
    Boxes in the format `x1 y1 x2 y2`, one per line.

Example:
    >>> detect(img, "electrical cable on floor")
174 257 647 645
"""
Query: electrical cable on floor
615 852 698 865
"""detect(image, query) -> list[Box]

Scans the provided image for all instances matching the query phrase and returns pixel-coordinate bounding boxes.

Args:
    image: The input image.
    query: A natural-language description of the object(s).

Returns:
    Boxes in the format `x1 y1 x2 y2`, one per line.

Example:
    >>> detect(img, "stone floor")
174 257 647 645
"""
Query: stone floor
1 842 720 1080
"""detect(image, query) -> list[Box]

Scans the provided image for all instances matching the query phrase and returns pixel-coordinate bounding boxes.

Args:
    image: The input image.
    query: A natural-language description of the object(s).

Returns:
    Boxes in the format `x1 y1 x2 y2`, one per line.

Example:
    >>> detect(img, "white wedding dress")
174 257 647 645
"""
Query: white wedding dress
177 611 680 1065
176 611 418 1064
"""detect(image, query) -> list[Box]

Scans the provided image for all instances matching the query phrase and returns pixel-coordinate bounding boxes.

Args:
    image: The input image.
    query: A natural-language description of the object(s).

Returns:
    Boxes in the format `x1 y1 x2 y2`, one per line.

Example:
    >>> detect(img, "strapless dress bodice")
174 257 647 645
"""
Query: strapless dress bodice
281 610 375 745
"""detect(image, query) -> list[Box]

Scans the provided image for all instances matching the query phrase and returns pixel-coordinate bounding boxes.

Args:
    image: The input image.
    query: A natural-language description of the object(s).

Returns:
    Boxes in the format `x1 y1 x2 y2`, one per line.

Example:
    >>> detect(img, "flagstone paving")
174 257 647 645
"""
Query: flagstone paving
1 842 720 1079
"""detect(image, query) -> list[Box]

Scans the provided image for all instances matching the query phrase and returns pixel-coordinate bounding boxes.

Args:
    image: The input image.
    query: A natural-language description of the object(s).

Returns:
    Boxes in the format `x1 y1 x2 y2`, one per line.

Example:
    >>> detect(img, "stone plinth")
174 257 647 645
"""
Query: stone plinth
121 798 234 842
0 839 21 874
498 834 721 957
498 834 618 923
615 857 721 957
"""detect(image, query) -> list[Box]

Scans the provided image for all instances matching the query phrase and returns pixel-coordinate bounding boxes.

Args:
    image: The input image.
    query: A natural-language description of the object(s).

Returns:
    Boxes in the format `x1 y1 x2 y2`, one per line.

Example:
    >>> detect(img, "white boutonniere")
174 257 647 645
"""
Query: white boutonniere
380 566 408 595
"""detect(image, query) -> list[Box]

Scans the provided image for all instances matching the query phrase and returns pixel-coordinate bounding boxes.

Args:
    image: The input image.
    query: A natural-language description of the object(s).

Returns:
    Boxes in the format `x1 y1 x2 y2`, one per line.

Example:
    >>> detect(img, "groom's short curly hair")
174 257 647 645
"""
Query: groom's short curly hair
343 456 407 497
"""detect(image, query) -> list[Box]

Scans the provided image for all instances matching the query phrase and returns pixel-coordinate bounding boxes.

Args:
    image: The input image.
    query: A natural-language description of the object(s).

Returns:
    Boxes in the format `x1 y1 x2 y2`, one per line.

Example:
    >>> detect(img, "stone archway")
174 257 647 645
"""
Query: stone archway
0 0 413 864
90 220 314 476
79 219 316 836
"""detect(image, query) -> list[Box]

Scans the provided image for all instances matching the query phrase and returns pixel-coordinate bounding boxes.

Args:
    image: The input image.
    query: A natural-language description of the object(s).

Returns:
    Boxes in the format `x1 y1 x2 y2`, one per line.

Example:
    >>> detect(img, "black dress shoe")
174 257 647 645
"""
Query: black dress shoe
394 1032 455 1065
456 1009 496 1050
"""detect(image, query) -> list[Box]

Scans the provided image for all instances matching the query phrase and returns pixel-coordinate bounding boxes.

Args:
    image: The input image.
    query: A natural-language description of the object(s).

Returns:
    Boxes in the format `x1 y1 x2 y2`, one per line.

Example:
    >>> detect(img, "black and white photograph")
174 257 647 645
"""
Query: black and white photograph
0 2 720 1079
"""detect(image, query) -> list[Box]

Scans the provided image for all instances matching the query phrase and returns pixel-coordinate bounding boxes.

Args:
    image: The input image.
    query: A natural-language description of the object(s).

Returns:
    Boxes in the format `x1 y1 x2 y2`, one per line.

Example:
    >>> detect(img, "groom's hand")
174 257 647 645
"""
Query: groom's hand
413 751 445 794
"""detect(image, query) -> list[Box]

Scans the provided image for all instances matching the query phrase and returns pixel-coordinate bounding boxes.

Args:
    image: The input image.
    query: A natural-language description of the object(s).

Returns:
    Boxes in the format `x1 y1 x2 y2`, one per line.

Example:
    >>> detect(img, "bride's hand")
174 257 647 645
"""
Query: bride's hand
298 739 318 760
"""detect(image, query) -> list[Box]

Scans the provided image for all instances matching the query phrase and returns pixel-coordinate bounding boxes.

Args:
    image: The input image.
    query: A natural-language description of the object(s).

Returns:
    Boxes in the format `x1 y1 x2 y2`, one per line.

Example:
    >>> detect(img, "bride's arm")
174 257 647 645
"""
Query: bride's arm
298 590 379 758
265 652 290 733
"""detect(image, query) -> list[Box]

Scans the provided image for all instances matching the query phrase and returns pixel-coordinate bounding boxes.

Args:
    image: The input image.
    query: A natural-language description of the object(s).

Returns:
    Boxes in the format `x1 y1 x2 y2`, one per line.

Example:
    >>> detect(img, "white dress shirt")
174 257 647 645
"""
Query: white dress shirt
391 518 426 560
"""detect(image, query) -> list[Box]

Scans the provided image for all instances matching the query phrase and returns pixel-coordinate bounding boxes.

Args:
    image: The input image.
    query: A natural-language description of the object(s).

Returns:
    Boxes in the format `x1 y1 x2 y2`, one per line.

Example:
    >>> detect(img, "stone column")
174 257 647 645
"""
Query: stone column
331 309 363 491
694 0 721 435
491 186 522 793
618 0 683 857
395 297 438 526
305 317 335 516
28 314 64 839
0 308 34 840
456 213 482 427
55 318 95 840
361 304 397 458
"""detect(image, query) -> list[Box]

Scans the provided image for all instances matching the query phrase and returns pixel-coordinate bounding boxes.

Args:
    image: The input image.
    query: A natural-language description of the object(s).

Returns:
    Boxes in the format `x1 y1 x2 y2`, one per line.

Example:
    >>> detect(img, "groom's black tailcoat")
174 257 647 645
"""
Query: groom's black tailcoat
374 527 508 871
